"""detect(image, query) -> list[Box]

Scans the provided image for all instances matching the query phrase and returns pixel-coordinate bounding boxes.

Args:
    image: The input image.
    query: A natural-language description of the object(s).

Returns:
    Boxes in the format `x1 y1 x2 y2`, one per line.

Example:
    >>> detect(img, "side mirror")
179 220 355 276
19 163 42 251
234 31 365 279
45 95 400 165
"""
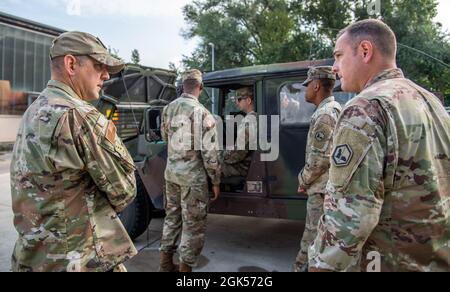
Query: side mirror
144 107 164 143
96 94 119 120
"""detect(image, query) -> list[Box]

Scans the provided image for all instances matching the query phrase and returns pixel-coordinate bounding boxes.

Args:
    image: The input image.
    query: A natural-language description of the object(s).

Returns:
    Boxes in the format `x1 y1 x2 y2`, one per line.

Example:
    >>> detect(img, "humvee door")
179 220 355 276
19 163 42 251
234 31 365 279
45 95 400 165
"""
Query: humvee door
264 76 315 199
208 85 268 197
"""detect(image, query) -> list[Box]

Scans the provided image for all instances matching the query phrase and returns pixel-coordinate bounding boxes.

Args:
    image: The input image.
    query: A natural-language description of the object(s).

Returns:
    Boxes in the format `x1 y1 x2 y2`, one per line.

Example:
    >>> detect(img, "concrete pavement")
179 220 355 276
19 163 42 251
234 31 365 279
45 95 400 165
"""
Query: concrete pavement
126 215 303 272
0 152 14 272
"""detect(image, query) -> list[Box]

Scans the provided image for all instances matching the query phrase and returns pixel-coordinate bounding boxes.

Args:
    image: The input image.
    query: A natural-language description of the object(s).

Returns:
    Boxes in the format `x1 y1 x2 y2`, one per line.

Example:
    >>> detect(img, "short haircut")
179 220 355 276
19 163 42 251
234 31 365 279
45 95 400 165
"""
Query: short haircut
319 79 335 93
51 56 65 73
246 90 255 102
183 79 201 94
337 19 397 59
51 55 88 73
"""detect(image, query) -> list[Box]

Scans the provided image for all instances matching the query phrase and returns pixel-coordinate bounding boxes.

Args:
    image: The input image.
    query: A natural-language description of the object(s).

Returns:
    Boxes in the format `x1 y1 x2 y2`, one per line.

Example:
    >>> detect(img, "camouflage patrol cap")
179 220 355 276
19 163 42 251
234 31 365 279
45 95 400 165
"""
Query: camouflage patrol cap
236 87 254 99
49 31 125 74
302 66 336 86
182 69 203 84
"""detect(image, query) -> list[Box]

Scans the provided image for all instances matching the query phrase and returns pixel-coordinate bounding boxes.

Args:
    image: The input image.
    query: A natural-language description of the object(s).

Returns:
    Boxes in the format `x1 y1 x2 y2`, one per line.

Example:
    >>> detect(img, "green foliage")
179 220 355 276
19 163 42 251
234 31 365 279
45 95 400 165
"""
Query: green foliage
182 0 450 92
108 46 123 61
131 49 141 65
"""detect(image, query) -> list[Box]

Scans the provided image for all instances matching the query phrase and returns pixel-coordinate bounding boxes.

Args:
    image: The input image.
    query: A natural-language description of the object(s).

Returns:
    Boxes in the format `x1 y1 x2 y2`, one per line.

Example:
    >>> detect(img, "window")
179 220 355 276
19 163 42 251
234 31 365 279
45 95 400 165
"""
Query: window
0 23 55 115
279 82 316 125
199 87 213 111
334 81 356 106
223 89 240 116
334 91 355 106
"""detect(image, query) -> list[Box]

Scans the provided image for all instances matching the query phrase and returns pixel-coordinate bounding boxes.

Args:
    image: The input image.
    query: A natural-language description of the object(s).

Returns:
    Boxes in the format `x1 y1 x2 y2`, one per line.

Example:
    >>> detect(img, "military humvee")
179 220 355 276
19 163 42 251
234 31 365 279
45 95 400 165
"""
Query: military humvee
96 64 177 239
98 60 355 240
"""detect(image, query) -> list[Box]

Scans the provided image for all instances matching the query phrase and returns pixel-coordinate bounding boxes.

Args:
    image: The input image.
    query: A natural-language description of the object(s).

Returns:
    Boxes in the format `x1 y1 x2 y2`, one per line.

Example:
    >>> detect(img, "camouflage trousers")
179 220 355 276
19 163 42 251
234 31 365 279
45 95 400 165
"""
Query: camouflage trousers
160 181 209 267
294 192 324 272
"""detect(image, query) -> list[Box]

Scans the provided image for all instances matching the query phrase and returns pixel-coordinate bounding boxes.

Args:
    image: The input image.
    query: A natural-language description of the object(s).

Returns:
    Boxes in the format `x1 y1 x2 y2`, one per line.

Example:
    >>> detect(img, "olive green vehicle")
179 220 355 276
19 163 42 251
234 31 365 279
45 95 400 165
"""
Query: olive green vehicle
97 60 355 240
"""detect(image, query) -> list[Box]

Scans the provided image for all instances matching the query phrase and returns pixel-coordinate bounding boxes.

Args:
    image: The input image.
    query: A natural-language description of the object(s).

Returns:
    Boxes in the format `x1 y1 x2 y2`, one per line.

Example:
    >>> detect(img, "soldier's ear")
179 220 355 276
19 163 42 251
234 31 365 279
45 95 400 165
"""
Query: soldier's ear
359 40 374 63
64 55 77 75
314 80 320 92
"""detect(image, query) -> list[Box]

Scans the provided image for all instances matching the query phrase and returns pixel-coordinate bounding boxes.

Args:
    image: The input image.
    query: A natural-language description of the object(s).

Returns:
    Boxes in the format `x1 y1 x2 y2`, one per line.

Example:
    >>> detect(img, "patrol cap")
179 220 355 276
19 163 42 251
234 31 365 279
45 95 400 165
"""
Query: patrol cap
302 66 336 86
236 87 254 99
182 69 203 84
49 31 125 74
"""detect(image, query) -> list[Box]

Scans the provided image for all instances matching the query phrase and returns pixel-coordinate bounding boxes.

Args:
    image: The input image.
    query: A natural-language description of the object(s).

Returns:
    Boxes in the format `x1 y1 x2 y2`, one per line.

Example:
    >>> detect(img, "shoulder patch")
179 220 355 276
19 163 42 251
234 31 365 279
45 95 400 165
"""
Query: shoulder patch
310 121 334 152
315 131 326 142
333 144 353 167
106 121 117 145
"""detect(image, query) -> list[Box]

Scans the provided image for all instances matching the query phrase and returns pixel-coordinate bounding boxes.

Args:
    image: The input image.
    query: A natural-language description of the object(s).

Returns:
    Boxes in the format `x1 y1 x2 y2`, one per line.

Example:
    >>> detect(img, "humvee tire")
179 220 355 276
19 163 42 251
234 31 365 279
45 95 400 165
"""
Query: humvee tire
118 172 153 240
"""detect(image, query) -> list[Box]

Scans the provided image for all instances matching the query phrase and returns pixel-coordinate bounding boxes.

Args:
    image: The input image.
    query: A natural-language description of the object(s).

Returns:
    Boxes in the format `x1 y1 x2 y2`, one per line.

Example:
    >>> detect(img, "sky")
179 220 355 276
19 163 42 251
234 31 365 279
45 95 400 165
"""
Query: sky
0 0 449 70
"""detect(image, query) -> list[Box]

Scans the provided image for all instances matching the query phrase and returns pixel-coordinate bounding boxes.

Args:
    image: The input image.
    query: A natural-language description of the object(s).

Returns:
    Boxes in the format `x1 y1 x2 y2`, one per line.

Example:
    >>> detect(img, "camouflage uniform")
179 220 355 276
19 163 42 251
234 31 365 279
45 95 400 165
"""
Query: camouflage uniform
309 69 450 272
160 75 221 267
221 111 258 177
294 95 341 271
10 80 137 272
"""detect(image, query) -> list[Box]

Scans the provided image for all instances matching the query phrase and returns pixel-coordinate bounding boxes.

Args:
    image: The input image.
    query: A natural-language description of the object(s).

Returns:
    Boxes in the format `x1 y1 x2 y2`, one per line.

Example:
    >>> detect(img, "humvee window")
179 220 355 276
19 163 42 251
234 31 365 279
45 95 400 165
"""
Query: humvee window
199 87 213 110
279 82 316 125
333 81 356 106
224 90 240 116
334 92 355 106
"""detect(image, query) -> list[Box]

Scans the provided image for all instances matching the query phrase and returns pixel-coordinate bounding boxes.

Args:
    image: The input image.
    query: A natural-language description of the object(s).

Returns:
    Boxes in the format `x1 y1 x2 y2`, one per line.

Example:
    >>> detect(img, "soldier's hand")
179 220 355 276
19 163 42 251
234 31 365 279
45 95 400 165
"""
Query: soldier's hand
211 185 221 202
298 186 307 195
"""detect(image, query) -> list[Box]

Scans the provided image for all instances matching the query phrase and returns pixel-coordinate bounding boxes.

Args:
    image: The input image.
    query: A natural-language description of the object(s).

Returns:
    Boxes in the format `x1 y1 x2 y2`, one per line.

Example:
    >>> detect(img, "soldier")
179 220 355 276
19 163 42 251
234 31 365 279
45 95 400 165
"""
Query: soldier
309 19 450 272
10 31 137 272
221 87 258 177
159 69 221 272
293 66 341 272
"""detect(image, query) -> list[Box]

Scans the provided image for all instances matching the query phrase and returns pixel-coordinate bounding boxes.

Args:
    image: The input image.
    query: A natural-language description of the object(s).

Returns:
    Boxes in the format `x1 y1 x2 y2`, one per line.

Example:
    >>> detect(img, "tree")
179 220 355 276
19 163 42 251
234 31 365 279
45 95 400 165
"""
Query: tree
108 46 123 61
168 62 180 76
131 49 141 65
182 0 450 92
181 0 312 71
378 0 450 92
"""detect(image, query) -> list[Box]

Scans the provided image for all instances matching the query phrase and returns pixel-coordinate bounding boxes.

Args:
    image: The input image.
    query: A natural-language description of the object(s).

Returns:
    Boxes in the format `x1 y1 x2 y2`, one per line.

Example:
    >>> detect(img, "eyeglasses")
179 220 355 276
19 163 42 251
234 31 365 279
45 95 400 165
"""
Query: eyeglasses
86 56 107 71
236 96 249 102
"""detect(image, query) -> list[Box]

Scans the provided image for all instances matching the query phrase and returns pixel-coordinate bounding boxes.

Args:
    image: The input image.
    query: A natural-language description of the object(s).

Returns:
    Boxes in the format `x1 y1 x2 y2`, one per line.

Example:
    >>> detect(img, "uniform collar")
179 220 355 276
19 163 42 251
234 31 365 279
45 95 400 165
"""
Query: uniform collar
317 95 335 110
364 68 404 90
181 93 199 102
47 80 84 102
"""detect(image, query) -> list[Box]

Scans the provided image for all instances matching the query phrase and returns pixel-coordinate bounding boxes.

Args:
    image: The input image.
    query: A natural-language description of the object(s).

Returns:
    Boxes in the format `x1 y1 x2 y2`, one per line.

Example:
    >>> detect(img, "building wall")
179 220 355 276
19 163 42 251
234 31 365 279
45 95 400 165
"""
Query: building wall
0 115 21 144
0 22 54 92
0 16 62 143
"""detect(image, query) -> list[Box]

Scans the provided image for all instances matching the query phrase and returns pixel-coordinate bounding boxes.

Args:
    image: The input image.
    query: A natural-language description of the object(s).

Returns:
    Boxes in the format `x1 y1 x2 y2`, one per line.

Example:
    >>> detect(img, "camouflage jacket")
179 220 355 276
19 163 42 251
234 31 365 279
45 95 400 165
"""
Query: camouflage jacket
10 80 137 272
309 69 450 272
298 96 341 195
161 93 221 186
222 111 258 169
